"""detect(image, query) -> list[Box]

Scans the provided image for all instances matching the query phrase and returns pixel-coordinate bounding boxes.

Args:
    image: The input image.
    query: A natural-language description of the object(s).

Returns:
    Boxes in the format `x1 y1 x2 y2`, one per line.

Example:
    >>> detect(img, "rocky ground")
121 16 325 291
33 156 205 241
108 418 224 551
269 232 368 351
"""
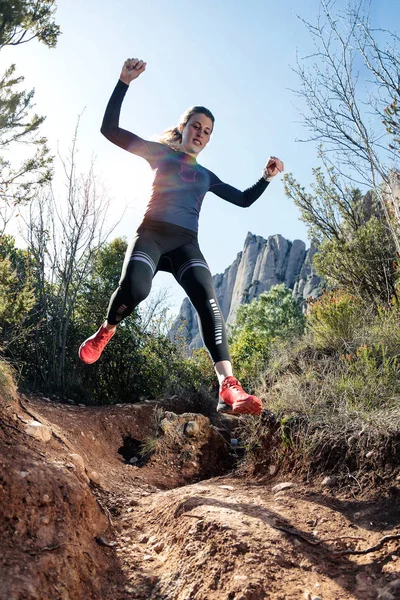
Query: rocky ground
1 392 399 600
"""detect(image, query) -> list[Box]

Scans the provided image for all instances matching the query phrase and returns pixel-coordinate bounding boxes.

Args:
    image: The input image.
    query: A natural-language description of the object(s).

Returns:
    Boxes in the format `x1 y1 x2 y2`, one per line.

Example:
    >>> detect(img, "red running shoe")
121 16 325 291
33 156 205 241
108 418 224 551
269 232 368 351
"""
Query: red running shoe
217 376 262 415
78 325 115 364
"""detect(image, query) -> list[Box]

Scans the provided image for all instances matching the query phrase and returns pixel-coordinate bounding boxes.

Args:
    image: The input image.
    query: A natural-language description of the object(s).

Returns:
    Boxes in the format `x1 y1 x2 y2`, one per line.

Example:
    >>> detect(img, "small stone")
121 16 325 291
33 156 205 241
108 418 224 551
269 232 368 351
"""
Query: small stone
321 476 337 487
96 536 117 548
230 438 239 446
234 575 248 582
139 534 149 543
152 541 164 553
24 421 52 443
219 485 234 491
272 482 297 493
366 451 375 458
129 456 139 464
185 421 200 437
86 470 101 484
69 453 85 472
42 494 50 504
143 554 154 561
311 596 322 600
269 464 278 476
147 535 157 544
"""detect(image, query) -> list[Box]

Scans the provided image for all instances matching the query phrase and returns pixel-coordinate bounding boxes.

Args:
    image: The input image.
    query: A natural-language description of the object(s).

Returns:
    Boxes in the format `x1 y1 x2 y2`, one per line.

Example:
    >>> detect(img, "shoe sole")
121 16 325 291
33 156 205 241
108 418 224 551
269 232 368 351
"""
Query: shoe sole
217 397 262 416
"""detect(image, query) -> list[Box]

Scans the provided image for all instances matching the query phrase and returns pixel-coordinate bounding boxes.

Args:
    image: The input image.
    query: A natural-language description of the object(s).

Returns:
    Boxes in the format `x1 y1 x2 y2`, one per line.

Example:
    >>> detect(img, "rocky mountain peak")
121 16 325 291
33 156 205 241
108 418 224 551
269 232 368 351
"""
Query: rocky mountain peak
170 232 322 350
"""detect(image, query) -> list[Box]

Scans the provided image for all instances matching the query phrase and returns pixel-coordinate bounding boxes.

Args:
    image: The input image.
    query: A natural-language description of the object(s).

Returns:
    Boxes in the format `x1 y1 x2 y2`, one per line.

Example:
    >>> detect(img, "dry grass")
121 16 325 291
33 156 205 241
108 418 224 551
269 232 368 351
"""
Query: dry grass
235 332 400 484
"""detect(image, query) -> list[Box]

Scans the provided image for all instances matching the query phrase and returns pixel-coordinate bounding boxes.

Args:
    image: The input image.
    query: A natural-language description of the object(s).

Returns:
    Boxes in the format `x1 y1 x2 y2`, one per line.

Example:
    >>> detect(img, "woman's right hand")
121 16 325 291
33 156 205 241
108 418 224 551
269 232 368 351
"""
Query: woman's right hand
119 58 147 85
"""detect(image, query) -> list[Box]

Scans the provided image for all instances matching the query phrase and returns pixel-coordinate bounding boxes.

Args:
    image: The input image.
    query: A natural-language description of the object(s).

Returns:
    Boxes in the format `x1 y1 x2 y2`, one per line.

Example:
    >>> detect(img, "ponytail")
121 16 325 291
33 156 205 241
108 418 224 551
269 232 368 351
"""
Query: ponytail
158 106 215 150
158 125 182 147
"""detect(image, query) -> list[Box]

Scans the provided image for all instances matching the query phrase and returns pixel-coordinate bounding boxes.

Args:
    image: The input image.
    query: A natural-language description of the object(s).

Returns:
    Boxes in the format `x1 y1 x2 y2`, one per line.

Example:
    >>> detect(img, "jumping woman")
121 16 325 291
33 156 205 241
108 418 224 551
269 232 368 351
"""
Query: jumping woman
79 58 284 416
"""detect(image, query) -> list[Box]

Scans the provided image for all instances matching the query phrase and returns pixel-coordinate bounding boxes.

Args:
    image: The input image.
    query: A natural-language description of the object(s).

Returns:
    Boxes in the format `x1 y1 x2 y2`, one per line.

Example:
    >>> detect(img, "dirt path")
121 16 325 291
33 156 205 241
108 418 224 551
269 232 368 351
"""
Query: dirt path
1 394 400 600
99 477 400 600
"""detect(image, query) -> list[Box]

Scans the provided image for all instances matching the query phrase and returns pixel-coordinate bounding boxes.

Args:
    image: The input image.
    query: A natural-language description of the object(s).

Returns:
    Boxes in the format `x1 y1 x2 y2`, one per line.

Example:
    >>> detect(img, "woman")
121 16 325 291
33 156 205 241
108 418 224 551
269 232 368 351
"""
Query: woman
79 58 284 416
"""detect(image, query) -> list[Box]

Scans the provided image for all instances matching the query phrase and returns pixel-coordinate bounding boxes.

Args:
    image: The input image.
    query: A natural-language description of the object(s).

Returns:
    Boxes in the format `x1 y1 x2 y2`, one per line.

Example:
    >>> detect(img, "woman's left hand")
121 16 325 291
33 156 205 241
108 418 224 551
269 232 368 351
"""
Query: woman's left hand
264 156 284 180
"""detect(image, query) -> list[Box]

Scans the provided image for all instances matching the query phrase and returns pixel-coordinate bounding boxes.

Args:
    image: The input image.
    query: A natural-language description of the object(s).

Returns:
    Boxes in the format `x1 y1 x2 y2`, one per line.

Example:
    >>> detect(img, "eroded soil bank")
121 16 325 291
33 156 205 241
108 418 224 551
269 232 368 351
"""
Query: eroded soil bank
1 393 399 600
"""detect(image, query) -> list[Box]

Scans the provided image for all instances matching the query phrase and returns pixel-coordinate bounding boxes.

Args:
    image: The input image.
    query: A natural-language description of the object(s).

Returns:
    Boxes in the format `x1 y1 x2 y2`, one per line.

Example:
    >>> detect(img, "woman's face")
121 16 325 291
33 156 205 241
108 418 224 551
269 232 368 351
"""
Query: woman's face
180 113 213 156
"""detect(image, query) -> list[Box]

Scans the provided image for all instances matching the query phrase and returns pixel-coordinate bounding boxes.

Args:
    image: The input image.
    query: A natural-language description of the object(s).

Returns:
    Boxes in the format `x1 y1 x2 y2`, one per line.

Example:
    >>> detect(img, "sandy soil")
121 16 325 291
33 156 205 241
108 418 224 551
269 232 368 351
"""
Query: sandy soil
1 393 399 600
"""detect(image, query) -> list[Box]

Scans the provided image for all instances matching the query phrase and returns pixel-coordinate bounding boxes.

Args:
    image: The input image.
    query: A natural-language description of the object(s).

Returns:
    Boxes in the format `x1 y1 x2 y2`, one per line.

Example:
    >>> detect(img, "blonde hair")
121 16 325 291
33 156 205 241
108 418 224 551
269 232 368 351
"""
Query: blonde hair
158 106 215 149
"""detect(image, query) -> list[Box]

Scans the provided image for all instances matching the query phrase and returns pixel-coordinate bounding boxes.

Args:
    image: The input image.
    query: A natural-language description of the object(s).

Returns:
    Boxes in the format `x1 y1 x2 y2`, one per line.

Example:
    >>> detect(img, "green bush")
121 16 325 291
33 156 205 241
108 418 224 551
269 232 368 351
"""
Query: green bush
0 359 17 405
306 290 368 351
229 284 305 386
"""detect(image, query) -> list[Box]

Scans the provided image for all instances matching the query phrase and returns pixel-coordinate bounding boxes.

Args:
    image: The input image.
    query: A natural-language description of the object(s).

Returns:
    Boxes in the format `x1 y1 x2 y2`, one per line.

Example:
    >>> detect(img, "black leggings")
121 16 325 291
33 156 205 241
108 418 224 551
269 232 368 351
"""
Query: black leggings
107 219 230 364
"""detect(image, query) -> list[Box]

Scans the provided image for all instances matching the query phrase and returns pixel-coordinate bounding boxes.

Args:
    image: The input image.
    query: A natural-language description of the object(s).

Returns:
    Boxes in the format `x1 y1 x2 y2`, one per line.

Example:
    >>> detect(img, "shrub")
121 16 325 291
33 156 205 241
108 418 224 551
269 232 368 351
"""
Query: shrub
306 290 368 351
229 284 305 387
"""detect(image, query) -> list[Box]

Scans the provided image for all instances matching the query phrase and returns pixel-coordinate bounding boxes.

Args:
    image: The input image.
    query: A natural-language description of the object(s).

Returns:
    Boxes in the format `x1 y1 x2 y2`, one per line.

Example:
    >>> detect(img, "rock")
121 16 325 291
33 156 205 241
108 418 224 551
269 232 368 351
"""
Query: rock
86 470 101 485
219 485 234 491
269 464 278 476
311 597 322 600
272 482 297 493
24 420 52 443
147 535 159 546
234 575 248 582
170 233 321 350
129 456 139 464
40 515 51 525
96 536 117 548
69 453 85 472
366 451 375 458
184 421 200 437
139 535 149 544
321 476 338 487
152 541 164 553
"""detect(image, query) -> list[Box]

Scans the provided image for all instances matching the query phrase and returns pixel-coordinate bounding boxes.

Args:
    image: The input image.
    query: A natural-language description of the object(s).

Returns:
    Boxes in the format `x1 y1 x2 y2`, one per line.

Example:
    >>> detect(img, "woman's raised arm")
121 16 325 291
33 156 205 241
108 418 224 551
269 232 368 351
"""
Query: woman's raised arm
100 57 159 160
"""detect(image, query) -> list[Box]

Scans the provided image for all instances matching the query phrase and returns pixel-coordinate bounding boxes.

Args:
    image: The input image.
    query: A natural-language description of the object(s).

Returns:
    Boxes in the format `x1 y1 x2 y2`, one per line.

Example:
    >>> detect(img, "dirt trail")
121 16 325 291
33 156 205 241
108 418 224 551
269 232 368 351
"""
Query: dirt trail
1 394 400 600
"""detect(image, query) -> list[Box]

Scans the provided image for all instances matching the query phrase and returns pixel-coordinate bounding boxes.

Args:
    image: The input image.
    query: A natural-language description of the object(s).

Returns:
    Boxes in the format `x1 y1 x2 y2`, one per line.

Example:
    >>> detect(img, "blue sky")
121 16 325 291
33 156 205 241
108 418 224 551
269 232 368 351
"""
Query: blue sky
1 0 398 315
